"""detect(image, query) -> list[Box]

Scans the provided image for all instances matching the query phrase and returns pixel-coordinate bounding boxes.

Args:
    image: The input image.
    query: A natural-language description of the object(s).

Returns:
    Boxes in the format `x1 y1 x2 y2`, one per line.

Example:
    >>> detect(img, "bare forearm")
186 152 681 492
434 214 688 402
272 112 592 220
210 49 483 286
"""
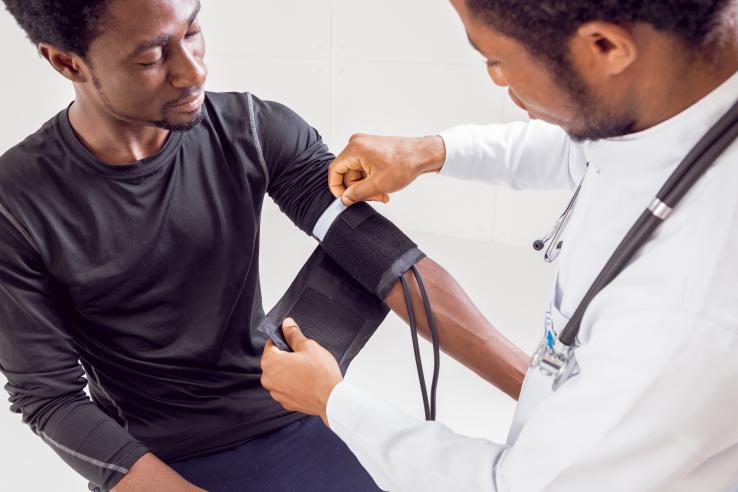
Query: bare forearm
385 257 528 400
112 453 206 492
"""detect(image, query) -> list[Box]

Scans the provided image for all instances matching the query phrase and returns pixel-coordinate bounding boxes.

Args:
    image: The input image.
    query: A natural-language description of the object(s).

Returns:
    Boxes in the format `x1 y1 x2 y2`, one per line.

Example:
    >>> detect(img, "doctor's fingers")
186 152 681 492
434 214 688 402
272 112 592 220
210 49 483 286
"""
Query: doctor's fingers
260 352 296 392
268 390 299 413
260 341 284 374
341 178 391 206
329 147 366 197
281 318 314 351
261 339 284 359
343 168 364 186
330 146 391 204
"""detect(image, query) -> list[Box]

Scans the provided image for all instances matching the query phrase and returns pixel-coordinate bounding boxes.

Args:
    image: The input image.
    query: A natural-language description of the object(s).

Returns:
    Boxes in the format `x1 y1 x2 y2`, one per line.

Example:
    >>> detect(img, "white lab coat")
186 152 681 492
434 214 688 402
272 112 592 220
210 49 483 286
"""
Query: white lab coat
326 69 738 491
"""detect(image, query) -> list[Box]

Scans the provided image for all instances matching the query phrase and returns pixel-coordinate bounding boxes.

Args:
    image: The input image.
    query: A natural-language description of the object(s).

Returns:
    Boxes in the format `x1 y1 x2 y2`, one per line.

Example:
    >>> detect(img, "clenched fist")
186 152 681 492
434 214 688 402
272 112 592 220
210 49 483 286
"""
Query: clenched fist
329 134 447 206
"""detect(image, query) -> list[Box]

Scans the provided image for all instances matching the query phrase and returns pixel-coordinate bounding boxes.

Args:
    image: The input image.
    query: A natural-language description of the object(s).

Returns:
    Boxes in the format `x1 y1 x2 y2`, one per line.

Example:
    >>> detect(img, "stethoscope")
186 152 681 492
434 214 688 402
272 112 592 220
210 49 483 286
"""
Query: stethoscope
529 97 738 390
529 174 584 389
532 172 584 264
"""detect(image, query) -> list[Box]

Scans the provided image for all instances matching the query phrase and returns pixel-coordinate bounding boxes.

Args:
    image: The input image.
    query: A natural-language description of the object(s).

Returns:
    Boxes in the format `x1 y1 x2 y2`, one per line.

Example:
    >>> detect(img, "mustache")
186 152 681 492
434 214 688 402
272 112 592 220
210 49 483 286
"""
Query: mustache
162 87 205 111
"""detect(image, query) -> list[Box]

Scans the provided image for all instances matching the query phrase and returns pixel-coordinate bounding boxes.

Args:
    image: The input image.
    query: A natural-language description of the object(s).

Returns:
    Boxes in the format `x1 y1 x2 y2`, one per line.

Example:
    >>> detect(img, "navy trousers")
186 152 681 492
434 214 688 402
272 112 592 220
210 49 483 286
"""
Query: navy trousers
167 416 382 492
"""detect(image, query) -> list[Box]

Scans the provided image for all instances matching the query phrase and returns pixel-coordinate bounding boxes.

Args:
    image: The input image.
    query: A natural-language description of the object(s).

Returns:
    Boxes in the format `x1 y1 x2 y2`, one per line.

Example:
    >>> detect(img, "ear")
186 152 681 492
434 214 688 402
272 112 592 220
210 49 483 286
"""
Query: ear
572 21 638 76
37 43 90 83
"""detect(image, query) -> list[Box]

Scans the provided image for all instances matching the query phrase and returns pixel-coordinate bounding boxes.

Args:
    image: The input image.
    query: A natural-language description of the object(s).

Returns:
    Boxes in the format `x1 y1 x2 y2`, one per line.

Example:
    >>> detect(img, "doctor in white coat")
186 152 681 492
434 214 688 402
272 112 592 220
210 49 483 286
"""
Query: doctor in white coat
261 0 738 490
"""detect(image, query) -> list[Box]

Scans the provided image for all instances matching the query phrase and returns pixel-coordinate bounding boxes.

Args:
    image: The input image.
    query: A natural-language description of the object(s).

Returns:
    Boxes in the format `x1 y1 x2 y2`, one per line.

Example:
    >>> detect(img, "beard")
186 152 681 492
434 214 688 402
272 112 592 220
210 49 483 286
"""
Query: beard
151 111 204 131
552 63 637 143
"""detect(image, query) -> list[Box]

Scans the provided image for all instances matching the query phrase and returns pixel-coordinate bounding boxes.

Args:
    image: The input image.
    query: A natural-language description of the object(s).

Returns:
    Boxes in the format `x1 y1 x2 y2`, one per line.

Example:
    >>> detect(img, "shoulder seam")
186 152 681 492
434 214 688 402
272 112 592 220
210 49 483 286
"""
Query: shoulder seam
247 93 271 190
0 201 39 254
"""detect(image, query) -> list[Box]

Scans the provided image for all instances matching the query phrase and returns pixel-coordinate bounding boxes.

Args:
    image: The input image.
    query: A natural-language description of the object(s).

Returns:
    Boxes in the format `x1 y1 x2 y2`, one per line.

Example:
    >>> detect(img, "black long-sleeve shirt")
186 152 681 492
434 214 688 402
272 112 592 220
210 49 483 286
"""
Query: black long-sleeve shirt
0 92 336 490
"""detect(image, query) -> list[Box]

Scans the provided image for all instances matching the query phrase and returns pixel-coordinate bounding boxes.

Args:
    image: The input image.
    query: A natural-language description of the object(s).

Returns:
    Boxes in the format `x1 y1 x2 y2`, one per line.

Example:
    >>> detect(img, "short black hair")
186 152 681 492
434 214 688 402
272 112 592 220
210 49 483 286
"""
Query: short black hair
2 0 111 57
466 0 734 65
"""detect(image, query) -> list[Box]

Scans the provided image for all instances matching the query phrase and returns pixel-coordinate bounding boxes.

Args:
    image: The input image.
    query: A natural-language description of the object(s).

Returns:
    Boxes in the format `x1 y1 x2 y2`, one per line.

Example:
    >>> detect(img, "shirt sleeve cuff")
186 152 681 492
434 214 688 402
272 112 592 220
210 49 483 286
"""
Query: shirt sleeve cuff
326 380 369 431
438 125 476 180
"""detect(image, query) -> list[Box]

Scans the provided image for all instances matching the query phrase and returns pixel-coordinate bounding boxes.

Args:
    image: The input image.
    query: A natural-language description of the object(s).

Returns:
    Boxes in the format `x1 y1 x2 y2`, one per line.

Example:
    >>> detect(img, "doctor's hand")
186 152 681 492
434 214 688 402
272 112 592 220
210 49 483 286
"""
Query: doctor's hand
329 134 446 206
260 318 343 427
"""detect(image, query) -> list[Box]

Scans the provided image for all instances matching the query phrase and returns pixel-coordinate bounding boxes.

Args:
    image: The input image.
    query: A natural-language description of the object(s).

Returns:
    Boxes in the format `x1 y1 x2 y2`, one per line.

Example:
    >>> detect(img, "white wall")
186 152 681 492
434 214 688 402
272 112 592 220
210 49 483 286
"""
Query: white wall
0 1 566 490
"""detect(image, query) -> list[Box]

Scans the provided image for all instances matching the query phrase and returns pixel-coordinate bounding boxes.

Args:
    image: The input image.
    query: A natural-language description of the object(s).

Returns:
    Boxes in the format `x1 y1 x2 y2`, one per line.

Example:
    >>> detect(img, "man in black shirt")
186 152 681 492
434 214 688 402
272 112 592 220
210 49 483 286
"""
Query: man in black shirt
0 0 528 490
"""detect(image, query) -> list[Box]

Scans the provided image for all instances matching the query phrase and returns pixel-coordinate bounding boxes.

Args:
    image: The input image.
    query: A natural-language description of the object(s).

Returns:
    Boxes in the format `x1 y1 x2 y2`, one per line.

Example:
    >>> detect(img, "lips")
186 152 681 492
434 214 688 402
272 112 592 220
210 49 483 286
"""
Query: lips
169 91 205 112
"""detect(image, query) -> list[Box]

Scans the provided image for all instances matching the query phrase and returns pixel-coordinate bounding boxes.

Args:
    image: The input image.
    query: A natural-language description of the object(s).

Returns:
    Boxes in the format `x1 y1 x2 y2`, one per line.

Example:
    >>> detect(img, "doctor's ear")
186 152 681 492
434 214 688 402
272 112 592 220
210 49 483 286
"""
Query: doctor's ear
571 21 638 76
38 43 89 83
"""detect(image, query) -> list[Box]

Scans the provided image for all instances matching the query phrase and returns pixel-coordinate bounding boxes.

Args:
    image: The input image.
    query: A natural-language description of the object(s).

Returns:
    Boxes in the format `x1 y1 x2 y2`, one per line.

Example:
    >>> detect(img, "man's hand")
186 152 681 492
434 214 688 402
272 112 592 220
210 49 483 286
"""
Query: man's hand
260 318 343 427
329 134 447 205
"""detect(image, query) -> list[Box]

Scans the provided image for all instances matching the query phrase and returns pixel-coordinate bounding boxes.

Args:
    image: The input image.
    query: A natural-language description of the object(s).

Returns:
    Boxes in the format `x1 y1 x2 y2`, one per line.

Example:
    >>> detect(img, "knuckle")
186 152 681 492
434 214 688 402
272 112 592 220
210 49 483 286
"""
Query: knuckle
350 134 369 150
260 375 271 389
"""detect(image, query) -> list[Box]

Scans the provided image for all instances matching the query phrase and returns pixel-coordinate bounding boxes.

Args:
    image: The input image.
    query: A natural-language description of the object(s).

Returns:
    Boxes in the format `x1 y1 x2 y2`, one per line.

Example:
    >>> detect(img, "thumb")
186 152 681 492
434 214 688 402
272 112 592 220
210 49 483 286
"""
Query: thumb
282 317 308 349
341 177 384 206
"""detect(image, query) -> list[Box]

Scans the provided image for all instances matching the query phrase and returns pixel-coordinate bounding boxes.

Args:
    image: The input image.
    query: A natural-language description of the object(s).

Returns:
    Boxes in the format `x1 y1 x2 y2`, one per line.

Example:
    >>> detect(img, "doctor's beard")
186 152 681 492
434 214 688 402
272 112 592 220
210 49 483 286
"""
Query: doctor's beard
553 64 638 143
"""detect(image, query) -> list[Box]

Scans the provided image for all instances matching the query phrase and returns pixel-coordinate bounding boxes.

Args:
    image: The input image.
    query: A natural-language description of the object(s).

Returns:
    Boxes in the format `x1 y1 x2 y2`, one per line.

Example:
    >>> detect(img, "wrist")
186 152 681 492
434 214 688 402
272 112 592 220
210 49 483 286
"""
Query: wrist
320 378 343 427
412 135 446 175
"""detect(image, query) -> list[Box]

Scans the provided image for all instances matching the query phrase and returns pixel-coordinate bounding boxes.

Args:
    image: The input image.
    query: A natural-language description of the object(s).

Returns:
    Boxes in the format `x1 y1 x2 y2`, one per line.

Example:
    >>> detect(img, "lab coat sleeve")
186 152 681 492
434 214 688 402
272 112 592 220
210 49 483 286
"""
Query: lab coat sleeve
438 120 582 190
327 381 507 492
327 311 738 491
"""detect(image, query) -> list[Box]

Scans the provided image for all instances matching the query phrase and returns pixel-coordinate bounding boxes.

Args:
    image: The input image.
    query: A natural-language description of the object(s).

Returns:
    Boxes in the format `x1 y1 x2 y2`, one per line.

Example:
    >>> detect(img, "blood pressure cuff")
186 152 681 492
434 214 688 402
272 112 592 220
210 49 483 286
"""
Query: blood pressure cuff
257 247 390 373
317 201 425 299
257 201 424 372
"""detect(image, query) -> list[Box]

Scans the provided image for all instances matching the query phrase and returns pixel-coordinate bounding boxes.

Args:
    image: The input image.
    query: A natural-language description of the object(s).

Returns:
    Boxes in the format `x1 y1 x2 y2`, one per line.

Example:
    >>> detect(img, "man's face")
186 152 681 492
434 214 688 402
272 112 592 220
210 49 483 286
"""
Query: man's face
82 0 208 131
450 0 636 141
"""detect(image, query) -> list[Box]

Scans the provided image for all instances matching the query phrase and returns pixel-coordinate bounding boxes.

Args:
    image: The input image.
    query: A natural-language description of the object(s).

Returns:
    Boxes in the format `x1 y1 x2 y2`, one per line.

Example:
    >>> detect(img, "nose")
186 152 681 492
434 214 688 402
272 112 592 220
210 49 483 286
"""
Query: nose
487 64 507 88
169 47 208 90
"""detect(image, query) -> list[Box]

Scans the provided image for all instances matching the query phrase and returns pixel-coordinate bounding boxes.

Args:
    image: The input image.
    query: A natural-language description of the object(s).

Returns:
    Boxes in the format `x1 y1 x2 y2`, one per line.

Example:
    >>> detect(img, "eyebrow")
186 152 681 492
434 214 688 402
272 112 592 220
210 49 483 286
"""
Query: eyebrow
129 2 202 58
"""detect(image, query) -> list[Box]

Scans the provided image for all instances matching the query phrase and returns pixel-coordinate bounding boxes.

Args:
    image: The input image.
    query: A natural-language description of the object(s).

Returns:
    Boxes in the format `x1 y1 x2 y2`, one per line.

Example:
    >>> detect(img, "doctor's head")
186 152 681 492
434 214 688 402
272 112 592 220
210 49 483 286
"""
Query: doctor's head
2 0 208 131
451 0 738 141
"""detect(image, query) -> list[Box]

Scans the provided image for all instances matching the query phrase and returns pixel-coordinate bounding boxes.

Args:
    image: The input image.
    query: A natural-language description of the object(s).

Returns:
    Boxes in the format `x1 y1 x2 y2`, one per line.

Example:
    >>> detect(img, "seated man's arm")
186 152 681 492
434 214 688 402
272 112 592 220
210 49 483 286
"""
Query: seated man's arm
248 95 527 398
0 215 201 491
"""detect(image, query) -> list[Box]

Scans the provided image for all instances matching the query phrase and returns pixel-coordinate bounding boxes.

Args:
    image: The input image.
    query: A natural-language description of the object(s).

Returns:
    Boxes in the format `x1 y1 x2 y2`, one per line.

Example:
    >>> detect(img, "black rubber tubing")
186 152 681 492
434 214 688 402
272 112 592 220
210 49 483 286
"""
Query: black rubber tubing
400 274 432 420
412 265 440 421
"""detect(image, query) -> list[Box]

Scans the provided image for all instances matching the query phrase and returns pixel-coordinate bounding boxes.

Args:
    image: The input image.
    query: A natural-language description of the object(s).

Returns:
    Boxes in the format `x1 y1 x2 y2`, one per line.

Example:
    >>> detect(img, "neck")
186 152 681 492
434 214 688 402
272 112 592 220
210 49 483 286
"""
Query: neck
631 27 738 132
68 90 170 165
